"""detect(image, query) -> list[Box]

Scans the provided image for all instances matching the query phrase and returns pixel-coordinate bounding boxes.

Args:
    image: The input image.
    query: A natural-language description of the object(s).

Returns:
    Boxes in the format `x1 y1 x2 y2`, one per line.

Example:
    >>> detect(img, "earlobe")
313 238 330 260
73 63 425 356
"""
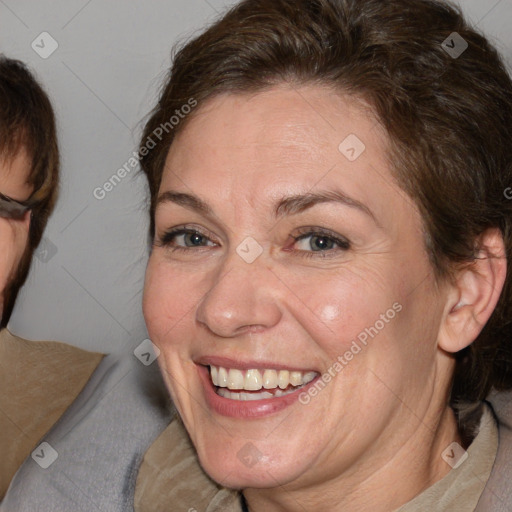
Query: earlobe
438 228 507 354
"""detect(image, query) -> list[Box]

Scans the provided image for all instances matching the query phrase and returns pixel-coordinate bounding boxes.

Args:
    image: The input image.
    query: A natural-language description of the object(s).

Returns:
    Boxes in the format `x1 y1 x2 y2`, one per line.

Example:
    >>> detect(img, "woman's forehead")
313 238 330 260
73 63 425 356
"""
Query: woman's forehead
174 85 377 144
160 86 399 211
164 88 381 177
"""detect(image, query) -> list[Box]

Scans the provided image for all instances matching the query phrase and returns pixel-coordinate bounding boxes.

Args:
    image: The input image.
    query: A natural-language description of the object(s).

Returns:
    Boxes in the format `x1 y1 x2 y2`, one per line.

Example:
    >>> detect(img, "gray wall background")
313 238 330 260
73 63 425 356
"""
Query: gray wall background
1 0 511 354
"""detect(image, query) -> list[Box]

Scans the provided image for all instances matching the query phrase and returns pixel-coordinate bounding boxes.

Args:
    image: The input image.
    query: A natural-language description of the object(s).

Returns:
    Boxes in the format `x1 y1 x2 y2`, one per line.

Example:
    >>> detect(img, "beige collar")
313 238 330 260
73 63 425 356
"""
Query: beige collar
135 404 497 512
396 403 497 511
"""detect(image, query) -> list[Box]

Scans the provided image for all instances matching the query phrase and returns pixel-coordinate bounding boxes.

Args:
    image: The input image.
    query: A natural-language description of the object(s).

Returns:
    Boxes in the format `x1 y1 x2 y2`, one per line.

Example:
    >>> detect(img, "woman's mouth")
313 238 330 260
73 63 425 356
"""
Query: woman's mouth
210 365 318 401
196 362 320 418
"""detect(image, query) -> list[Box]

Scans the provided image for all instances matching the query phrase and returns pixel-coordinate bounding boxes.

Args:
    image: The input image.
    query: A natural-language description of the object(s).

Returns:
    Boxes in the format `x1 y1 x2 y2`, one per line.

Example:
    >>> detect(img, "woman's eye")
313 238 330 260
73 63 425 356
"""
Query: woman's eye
176 231 212 247
291 231 350 256
158 228 216 250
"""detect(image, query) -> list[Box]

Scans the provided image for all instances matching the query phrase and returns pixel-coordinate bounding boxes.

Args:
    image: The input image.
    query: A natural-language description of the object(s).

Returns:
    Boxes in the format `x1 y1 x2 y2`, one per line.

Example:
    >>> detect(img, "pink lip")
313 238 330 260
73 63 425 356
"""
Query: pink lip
197 364 319 419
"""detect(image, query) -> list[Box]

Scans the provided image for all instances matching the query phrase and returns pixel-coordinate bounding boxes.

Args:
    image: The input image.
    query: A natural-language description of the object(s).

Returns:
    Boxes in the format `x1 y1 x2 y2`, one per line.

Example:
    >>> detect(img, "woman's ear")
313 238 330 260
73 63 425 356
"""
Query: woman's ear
438 228 507 354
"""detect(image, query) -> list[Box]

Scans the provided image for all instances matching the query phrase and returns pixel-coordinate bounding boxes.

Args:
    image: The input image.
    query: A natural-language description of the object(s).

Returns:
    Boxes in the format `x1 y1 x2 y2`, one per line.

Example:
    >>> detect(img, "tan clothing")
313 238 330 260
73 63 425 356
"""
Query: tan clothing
397 404 497 512
135 404 498 512
135 416 241 512
0 328 104 499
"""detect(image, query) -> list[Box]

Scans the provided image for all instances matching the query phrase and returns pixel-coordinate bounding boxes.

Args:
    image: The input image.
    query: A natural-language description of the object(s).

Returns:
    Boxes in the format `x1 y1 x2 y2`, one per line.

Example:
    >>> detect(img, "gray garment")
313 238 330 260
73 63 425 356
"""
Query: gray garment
475 391 512 511
0 348 173 512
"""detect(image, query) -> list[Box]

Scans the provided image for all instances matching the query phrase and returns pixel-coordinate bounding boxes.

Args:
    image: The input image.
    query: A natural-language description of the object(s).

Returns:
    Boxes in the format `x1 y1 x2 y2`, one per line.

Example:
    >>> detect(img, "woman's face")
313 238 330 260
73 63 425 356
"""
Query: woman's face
143 85 451 490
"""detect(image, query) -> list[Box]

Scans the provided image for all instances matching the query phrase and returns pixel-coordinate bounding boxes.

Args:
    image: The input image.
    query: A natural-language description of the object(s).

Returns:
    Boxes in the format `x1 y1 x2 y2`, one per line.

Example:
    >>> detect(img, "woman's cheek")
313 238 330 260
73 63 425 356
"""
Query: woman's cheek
143 258 198 342
305 272 370 326
144 259 175 340
306 276 403 361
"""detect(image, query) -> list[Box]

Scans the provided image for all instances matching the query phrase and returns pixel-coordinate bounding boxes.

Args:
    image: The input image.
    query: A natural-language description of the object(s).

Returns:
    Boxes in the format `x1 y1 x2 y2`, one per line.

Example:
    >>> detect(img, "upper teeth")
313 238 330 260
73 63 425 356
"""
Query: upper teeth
210 366 316 391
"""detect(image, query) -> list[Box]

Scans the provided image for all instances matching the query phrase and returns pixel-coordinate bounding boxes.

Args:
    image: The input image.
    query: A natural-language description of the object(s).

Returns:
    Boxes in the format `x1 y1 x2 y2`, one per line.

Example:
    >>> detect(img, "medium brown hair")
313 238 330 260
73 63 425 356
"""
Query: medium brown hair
0 56 59 326
139 0 512 404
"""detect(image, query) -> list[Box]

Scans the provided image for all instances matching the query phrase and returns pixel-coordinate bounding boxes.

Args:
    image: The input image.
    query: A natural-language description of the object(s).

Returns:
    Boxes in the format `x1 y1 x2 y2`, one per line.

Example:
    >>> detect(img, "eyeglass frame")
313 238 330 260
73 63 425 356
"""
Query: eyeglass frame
0 191 35 220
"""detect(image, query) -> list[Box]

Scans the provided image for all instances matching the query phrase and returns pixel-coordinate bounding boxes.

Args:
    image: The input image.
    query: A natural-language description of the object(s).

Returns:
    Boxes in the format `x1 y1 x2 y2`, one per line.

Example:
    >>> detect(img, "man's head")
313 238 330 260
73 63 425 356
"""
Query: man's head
0 56 59 327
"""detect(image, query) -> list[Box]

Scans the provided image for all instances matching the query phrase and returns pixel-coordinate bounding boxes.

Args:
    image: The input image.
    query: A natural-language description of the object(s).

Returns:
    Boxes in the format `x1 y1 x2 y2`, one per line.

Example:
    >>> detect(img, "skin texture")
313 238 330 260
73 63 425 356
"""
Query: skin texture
0 148 32 321
143 85 506 511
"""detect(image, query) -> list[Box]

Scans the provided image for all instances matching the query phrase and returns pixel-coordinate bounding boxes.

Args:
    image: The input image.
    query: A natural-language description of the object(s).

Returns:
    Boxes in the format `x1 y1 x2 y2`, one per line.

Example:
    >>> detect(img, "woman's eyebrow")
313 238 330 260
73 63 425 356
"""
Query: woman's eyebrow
156 191 212 216
156 189 378 225
275 190 378 224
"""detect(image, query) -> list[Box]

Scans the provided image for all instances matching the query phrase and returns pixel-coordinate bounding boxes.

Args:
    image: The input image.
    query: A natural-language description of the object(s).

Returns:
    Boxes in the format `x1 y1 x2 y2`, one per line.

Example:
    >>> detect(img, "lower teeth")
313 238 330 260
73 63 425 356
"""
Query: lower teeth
216 385 302 401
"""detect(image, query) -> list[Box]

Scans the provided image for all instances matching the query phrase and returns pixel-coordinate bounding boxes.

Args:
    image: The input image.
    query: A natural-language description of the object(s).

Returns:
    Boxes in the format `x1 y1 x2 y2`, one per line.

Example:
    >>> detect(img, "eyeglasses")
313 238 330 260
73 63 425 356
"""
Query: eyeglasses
0 192 33 220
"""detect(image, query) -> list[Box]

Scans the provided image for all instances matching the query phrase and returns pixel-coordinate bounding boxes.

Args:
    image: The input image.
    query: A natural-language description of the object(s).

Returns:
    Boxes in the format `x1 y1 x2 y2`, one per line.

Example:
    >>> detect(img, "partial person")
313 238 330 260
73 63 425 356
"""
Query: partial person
135 0 512 510
0 56 173 512
0 55 104 499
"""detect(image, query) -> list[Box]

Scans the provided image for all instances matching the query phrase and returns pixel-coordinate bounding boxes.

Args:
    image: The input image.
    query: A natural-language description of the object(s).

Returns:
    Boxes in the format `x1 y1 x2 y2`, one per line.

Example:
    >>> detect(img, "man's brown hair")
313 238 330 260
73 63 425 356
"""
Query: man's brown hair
0 56 59 326
139 0 512 406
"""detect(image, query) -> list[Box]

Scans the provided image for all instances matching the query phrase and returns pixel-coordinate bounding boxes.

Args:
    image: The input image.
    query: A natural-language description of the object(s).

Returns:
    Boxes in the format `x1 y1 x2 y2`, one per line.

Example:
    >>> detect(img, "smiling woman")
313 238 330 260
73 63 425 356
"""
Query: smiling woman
136 0 512 511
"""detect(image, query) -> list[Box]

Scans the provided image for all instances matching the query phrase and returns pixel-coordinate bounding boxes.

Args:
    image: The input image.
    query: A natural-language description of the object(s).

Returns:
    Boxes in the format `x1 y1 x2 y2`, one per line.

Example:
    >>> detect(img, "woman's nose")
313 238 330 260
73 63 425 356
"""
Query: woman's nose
195 254 282 338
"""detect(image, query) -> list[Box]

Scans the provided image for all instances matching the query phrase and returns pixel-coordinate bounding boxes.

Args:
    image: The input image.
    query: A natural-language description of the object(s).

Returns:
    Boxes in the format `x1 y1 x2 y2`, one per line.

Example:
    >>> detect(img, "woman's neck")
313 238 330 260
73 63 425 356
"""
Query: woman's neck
242 404 461 512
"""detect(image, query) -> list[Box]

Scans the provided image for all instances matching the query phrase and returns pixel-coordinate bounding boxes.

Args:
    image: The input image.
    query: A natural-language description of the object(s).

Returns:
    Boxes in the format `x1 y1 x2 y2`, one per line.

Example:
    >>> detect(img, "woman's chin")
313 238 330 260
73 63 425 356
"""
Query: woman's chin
195 442 310 491
199 460 289 490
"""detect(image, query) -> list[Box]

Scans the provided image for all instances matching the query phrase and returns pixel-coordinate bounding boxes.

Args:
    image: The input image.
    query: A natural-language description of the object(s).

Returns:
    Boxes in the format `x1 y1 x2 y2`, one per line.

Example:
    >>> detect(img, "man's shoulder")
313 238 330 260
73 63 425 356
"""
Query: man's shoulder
0 327 105 430
0 328 105 501
1 341 174 512
0 328 104 367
